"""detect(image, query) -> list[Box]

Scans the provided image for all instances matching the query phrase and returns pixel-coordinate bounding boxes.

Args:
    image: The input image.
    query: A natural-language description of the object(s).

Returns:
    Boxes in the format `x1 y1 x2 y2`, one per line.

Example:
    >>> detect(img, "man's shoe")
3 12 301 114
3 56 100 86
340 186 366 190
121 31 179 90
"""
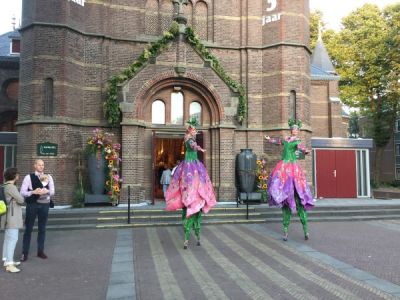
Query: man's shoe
20 254 28 262
305 233 309 240
5 264 21 273
37 252 48 259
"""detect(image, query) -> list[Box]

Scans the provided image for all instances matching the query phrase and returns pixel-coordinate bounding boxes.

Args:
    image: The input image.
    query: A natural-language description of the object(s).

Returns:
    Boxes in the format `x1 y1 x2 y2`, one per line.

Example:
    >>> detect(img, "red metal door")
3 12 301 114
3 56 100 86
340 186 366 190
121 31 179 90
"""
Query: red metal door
316 149 357 198
316 150 336 198
336 150 357 198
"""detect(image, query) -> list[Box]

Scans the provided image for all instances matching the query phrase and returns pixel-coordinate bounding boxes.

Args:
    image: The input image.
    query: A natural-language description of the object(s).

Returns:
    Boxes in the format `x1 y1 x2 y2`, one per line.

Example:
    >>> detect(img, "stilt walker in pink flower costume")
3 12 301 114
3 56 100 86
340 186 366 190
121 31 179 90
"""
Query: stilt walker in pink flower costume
265 119 314 241
165 117 217 249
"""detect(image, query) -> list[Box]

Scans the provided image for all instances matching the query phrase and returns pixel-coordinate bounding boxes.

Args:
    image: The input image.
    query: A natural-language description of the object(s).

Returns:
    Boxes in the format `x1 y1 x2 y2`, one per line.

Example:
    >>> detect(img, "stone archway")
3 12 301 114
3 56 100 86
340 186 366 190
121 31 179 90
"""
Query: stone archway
120 73 225 203
133 72 224 124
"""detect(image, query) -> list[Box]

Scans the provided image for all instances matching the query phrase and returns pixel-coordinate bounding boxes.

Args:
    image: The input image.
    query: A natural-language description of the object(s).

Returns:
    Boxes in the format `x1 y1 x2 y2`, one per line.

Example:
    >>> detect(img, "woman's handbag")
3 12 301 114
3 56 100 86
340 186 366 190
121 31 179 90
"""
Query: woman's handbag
0 200 6 216
0 185 7 216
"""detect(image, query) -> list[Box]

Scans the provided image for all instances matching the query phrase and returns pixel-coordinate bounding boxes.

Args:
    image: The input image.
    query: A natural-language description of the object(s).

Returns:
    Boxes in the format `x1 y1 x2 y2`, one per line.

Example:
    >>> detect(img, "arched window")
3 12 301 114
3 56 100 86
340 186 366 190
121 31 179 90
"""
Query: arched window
3 79 19 101
189 101 202 123
44 78 54 117
160 0 173 33
183 1 193 27
152 100 166 124
194 1 208 40
289 90 296 120
171 92 184 125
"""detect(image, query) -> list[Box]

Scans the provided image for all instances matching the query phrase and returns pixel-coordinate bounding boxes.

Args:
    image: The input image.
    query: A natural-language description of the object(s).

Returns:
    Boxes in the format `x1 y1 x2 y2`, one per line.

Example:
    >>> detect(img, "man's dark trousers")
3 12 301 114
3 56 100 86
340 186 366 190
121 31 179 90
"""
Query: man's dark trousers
22 202 49 255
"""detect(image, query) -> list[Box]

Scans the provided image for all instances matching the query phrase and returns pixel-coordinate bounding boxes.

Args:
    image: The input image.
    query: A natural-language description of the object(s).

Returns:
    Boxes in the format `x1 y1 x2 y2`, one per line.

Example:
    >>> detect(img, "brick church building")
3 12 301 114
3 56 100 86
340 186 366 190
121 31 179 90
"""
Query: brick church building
6 0 351 204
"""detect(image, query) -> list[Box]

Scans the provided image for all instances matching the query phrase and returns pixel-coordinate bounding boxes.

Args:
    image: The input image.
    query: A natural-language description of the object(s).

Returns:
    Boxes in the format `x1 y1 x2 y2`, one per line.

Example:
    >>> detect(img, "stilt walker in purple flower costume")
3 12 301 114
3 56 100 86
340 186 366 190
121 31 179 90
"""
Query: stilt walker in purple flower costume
265 119 314 241
165 118 217 249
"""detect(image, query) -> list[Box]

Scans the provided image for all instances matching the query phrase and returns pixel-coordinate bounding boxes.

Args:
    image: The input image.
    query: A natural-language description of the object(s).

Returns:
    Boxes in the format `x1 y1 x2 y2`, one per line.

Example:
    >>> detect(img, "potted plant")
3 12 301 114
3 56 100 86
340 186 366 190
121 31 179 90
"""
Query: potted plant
85 129 122 204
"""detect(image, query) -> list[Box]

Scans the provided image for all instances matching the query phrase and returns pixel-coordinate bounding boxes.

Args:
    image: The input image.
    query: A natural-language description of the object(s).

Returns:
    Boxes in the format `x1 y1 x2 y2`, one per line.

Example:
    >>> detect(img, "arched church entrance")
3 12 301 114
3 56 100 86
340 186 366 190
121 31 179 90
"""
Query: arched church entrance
120 73 224 204
142 85 212 203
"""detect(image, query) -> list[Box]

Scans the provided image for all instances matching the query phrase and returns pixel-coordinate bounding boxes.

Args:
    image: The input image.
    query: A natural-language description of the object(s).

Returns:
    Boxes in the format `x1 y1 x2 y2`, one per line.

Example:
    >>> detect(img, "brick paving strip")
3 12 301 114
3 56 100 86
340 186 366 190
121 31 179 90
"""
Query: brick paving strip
166 227 230 300
221 225 363 299
134 224 400 300
184 229 274 299
146 227 186 299
249 224 400 299
106 229 136 300
210 228 320 300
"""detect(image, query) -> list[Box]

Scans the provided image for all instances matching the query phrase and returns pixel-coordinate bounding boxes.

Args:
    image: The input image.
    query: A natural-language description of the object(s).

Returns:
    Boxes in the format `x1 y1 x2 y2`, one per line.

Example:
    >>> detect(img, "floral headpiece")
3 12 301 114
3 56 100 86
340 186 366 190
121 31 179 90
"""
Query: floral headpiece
288 118 302 130
186 117 199 134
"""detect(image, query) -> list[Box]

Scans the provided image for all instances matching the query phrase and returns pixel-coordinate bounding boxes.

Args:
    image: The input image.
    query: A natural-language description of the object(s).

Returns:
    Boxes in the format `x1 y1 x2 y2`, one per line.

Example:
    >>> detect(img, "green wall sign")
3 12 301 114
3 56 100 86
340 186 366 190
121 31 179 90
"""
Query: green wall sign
37 142 58 156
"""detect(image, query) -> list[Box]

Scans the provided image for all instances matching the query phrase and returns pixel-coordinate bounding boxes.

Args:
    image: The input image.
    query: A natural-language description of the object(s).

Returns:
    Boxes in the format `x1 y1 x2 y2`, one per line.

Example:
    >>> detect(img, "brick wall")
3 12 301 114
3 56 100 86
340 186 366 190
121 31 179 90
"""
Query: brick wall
310 80 347 138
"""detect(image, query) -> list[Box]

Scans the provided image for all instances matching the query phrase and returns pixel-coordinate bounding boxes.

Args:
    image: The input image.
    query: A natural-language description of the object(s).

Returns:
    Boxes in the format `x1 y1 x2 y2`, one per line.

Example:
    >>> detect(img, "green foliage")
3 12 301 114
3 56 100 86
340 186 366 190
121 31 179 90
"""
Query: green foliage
104 22 180 126
187 116 199 127
310 4 400 183
287 118 302 129
72 186 85 208
185 27 247 124
348 112 360 138
370 109 393 147
104 21 248 126
370 179 380 189
390 181 400 188
256 156 269 202
319 4 399 148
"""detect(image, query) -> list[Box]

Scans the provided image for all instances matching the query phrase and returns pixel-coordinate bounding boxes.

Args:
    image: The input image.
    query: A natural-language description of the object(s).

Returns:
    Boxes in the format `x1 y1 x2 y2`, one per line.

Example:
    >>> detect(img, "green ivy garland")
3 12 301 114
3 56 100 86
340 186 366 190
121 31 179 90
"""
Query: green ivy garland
104 21 247 126
185 27 247 124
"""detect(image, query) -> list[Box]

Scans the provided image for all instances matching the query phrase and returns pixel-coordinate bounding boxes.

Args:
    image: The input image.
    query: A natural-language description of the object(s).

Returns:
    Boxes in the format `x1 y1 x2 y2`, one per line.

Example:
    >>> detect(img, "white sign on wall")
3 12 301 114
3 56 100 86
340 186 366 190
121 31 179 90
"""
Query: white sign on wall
68 0 85 6
262 0 281 26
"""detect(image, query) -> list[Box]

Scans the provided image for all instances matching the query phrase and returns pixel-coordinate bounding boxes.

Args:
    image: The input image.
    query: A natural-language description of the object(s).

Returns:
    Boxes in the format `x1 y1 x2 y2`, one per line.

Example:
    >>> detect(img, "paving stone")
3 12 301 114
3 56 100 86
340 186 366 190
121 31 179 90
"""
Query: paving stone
106 283 135 299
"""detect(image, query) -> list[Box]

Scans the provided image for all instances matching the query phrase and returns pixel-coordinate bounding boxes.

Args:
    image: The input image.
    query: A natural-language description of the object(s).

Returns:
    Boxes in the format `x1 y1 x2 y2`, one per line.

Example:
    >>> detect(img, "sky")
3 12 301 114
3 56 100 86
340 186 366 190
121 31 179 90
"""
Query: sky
0 0 399 34
309 0 400 30
0 0 22 34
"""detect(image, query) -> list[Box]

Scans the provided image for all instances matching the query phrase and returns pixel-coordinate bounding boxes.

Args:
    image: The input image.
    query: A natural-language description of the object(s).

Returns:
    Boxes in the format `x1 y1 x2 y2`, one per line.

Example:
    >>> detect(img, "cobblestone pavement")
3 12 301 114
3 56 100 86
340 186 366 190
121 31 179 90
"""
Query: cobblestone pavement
267 220 400 287
1 220 400 300
134 223 400 300
0 229 116 300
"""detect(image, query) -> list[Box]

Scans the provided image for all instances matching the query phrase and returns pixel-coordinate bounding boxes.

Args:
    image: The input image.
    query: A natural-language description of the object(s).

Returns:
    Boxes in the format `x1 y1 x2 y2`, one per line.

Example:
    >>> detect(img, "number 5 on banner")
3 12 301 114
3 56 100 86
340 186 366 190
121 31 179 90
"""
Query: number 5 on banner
266 0 277 12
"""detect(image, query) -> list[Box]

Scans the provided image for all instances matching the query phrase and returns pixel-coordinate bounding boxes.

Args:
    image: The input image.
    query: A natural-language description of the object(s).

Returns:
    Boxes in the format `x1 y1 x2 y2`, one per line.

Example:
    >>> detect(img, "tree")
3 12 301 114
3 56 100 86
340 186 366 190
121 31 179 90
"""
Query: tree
310 10 324 50
348 112 360 138
320 4 400 183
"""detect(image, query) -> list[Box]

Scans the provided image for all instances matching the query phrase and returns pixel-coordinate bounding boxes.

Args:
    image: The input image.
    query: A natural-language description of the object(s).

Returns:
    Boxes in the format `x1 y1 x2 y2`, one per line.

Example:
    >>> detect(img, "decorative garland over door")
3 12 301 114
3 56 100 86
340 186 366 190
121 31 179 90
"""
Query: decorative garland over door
104 21 247 127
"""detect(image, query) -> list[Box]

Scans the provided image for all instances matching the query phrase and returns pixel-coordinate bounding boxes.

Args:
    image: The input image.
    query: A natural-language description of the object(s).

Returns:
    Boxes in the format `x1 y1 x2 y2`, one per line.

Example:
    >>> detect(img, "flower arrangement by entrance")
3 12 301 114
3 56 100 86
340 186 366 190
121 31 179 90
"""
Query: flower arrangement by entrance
85 128 122 205
105 143 122 204
256 155 269 202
